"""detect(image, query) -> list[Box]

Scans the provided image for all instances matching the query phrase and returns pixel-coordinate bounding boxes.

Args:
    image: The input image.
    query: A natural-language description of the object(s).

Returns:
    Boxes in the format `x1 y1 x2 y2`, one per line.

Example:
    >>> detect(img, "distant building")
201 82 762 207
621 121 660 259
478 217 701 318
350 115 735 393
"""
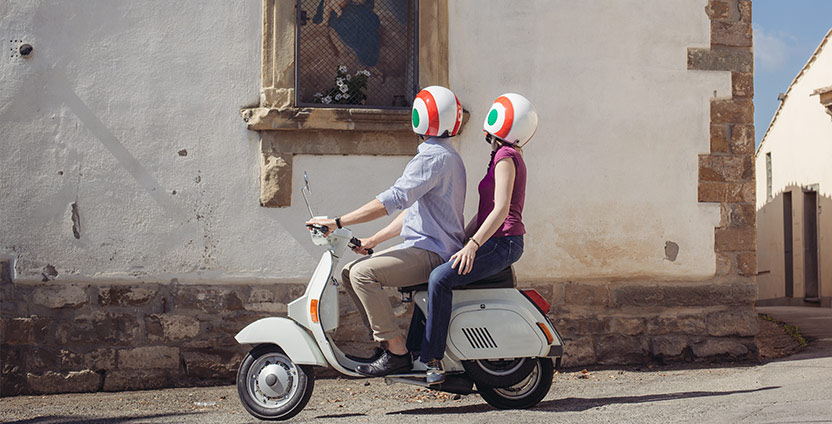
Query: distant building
755 29 832 307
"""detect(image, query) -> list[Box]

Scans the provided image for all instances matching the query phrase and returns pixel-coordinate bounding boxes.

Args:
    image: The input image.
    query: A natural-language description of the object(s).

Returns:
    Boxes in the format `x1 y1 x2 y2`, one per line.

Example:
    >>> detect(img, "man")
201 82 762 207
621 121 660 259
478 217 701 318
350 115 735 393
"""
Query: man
306 85 466 376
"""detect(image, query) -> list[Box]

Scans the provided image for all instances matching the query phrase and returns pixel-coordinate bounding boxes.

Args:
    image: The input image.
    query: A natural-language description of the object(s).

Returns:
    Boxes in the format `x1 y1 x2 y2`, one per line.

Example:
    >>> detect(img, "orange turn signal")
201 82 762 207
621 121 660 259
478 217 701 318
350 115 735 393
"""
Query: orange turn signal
536 322 554 344
310 299 319 323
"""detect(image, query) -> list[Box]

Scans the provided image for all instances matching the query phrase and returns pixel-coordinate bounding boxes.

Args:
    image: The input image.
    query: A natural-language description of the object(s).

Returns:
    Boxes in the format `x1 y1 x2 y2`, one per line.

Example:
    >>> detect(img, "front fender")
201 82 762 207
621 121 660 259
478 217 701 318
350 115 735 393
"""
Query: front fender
235 317 327 366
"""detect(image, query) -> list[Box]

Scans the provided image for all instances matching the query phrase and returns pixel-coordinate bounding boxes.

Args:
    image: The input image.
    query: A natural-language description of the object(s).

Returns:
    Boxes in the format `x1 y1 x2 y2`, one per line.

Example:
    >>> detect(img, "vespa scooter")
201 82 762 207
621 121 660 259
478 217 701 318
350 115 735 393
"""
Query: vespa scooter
235 174 564 420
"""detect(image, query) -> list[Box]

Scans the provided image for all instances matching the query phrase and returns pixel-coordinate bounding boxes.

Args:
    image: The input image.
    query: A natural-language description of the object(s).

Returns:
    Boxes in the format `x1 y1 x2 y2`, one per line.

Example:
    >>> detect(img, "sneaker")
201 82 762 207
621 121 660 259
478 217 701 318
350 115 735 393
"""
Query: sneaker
425 359 445 385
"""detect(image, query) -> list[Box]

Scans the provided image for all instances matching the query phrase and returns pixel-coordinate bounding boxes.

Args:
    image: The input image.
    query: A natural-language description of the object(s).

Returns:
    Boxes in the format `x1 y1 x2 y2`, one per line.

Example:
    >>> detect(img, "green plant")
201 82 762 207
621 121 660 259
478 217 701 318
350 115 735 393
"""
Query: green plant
760 313 808 347
313 65 370 105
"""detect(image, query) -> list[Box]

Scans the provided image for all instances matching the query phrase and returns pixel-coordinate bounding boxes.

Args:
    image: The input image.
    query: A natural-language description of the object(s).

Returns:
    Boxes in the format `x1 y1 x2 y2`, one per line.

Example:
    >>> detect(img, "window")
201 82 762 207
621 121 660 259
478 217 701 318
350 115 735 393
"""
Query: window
766 152 772 200
295 0 418 109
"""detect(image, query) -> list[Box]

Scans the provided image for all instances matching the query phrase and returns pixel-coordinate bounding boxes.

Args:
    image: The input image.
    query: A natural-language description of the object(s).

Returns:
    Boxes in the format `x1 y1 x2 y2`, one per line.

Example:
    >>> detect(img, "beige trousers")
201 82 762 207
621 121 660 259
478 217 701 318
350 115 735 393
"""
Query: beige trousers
341 245 444 342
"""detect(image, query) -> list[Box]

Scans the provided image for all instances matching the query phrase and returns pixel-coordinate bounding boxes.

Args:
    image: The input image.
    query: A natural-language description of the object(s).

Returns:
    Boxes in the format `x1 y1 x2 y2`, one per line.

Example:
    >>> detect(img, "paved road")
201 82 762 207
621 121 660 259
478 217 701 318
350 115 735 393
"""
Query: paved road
3 306 831 424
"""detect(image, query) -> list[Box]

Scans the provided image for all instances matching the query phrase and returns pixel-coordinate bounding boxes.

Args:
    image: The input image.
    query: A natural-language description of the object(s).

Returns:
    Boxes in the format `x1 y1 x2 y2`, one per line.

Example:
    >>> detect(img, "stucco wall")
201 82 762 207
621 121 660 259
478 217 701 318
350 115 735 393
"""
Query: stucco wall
448 0 729 281
755 33 832 303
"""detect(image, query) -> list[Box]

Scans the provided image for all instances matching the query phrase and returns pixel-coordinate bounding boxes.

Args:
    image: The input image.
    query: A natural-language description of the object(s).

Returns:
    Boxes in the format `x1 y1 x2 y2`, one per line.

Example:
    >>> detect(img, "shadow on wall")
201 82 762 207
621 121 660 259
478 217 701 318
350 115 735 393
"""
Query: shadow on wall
756 184 832 305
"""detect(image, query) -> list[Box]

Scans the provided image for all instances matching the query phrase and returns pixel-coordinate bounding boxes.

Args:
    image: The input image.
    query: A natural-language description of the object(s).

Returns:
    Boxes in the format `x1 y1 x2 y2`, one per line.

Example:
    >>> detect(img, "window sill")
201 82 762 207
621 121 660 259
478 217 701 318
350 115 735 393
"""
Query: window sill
240 107 412 132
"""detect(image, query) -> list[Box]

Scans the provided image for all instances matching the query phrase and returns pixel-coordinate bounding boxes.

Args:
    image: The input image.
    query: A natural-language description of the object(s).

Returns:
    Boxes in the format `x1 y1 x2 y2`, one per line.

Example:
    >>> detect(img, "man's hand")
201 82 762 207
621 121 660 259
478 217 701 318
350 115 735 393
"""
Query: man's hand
351 237 378 255
306 217 337 236
449 240 479 275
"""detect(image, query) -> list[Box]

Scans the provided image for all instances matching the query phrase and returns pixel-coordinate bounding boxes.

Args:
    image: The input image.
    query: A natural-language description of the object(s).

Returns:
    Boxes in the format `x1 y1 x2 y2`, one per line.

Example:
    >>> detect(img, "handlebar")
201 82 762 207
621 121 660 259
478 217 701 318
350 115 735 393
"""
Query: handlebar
349 237 373 255
305 224 373 255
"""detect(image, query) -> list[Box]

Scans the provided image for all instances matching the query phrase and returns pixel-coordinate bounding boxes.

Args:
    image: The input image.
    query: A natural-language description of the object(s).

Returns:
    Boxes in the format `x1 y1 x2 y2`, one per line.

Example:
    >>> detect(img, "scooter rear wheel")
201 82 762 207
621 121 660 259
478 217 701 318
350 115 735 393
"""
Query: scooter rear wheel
462 357 537 388
477 357 553 410
237 344 315 421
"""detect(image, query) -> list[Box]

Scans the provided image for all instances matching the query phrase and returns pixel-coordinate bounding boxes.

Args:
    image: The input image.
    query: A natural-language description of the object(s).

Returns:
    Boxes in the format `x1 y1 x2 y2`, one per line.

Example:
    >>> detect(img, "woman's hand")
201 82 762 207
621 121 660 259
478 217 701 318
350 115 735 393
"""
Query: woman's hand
449 240 479 275
351 237 378 255
305 217 337 236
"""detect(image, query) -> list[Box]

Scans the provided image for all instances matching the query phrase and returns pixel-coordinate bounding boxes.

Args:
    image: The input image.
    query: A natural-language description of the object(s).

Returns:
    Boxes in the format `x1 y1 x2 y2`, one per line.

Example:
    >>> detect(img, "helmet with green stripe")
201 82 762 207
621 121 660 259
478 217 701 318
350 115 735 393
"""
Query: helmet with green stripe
412 86 463 137
483 93 538 147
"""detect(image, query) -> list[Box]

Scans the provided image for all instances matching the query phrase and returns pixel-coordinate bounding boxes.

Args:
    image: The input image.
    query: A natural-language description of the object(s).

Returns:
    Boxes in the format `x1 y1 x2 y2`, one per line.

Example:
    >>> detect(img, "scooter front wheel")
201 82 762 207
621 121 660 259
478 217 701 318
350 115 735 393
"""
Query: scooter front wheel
477 357 553 410
237 344 315 421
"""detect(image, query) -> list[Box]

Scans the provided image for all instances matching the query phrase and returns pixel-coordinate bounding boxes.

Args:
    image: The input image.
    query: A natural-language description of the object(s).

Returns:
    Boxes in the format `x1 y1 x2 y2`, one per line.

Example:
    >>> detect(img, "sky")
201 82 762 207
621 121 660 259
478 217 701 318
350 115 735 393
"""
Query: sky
753 0 832 148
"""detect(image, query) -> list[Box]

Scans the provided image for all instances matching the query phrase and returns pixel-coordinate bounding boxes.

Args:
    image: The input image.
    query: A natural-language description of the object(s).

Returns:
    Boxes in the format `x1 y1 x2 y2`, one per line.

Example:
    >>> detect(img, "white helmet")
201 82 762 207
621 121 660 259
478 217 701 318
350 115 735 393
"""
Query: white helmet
482 93 538 147
412 86 463 137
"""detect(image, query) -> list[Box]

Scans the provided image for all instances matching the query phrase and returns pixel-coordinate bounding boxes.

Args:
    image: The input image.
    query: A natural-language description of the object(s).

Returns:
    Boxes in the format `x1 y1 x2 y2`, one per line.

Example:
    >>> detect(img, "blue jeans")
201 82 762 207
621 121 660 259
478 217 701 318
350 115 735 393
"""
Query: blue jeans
406 235 524 361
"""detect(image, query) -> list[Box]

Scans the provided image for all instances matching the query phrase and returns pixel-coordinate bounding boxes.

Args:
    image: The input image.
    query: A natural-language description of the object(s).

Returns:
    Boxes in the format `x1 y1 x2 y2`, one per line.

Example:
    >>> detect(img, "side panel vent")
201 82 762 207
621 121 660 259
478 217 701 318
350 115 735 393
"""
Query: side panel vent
462 327 497 349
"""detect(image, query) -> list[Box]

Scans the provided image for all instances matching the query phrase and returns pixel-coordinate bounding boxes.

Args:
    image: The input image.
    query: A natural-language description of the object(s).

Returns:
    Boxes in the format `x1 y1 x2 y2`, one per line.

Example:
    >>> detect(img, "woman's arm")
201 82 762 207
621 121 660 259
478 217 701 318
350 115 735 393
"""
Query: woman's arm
450 157 516 274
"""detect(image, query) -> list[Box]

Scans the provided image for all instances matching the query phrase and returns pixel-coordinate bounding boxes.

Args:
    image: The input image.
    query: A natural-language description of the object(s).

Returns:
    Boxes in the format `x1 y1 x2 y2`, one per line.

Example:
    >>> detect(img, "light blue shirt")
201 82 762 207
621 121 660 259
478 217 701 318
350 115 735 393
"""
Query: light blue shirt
376 137 466 261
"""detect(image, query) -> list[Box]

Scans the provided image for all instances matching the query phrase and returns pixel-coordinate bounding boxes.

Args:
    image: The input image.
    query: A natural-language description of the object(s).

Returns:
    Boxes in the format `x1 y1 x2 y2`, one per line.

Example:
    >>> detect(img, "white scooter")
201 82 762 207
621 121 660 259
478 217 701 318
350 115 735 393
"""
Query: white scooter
235 174 564 420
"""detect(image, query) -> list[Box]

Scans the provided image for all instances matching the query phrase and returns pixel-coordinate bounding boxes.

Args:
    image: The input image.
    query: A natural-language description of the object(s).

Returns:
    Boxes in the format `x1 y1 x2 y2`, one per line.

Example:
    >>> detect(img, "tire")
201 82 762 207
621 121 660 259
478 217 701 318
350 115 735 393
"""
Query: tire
237 344 316 421
478 358 553 410
462 357 537 388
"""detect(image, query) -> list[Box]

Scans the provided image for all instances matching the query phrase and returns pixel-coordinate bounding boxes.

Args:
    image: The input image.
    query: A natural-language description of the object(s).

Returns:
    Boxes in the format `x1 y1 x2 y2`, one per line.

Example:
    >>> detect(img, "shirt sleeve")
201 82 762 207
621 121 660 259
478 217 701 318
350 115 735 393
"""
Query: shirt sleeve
494 146 519 167
376 152 443 215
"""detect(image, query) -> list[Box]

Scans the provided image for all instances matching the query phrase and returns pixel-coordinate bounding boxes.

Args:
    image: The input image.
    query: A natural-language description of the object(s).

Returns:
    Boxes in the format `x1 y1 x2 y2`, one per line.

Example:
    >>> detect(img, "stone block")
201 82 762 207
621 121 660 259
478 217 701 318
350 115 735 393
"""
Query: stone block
706 309 758 337
607 317 646 336
711 21 752 47
182 349 243 380
248 287 275 303
710 124 730 154
723 203 756 228
711 98 754 125
706 0 739 21
26 370 100 394
560 337 595 368
647 314 707 335
145 314 200 342
732 73 754 99
98 286 158 306
612 282 756 308
553 315 608 339
698 182 754 203
103 369 173 392
715 227 756 252
699 155 751 183
1 316 50 345
688 47 752 73
260 153 292 207
651 335 690 358
595 335 648 365
738 0 751 22
0 259 11 284
118 346 180 370
564 283 609 306
716 252 733 276
59 312 140 345
172 287 244 313
737 253 757 276
730 124 755 154
692 338 749 358
32 284 88 309
59 348 117 371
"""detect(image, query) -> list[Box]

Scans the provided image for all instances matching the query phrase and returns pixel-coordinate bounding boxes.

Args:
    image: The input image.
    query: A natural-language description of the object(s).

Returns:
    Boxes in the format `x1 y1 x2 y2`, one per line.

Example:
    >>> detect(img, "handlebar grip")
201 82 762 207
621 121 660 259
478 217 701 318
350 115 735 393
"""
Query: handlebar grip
349 237 373 255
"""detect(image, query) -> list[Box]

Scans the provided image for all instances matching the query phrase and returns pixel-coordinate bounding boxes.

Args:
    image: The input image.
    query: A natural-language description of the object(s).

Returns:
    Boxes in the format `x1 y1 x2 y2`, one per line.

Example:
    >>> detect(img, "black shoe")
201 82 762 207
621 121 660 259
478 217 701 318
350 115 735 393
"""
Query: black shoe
345 347 385 364
355 350 412 377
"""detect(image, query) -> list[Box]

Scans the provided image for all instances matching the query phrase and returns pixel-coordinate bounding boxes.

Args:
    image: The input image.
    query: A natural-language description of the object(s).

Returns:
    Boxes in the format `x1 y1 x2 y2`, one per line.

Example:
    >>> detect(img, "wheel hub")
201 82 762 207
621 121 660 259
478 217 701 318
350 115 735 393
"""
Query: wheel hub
257 363 291 398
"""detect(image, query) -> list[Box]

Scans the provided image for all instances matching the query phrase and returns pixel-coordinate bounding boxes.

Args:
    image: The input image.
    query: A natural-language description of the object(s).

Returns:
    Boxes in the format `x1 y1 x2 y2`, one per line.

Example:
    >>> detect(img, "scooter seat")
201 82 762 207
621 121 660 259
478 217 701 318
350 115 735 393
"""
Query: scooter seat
397 266 516 293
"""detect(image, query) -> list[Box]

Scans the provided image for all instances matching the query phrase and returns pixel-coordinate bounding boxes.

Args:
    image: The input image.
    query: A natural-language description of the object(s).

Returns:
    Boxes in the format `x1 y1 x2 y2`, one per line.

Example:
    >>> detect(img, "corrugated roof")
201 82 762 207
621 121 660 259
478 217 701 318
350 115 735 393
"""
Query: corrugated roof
755 28 832 157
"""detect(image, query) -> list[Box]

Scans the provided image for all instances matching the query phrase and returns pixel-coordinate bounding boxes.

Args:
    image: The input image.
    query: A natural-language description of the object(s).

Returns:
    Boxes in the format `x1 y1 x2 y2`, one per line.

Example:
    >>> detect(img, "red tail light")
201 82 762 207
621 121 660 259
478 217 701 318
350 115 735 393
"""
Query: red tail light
521 289 550 315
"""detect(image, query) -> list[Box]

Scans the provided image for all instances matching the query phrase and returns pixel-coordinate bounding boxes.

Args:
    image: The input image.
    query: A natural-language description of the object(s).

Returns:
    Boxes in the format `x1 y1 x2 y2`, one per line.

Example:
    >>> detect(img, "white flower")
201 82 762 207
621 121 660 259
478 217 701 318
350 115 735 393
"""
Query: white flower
336 78 345 87
339 65 348 73
314 92 323 98
361 70 371 77
339 84 349 93
322 95 332 104
345 74 351 81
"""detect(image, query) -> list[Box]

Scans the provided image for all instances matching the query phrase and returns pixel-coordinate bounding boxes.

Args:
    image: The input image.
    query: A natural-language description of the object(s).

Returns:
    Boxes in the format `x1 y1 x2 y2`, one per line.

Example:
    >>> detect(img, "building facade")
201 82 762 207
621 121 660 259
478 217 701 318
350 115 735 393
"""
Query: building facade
1 0 757 395
755 30 832 307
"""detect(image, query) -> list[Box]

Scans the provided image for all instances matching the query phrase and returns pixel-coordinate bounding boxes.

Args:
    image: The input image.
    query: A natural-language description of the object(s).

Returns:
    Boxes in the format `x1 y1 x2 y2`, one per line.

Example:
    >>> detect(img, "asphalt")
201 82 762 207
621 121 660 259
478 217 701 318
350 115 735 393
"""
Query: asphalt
1 306 831 424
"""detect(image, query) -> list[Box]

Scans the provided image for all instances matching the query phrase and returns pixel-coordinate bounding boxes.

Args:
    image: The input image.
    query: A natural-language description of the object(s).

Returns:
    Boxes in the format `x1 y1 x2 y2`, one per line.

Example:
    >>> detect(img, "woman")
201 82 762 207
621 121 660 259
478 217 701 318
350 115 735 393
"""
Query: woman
407 93 539 385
